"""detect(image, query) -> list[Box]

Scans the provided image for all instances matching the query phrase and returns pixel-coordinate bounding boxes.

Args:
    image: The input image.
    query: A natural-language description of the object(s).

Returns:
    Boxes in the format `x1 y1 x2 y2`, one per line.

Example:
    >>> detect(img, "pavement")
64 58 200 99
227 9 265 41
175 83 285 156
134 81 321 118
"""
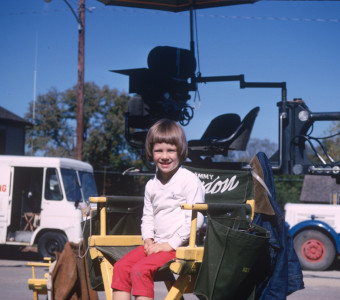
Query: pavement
1 246 340 300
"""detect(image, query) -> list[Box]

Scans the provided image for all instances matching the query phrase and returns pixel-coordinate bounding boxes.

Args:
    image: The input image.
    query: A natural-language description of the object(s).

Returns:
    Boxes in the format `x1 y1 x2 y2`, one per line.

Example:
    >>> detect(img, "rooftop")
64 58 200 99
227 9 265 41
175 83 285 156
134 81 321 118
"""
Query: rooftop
0 106 32 126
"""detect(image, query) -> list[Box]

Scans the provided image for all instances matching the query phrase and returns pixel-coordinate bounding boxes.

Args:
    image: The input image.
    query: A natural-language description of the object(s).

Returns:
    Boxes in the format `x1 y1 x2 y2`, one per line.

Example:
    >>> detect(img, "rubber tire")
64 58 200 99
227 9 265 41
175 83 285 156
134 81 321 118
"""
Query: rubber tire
38 232 68 259
293 229 336 271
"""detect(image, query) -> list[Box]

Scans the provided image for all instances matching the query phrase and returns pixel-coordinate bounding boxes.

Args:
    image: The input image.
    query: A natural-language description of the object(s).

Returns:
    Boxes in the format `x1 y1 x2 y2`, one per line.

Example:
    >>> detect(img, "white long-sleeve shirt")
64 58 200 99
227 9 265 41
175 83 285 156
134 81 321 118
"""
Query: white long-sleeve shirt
141 167 205 250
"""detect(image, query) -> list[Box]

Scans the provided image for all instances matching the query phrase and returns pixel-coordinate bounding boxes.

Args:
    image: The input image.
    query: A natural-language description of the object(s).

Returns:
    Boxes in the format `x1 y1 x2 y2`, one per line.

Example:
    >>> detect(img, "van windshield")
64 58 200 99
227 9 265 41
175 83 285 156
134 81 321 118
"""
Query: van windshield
60 169 97 204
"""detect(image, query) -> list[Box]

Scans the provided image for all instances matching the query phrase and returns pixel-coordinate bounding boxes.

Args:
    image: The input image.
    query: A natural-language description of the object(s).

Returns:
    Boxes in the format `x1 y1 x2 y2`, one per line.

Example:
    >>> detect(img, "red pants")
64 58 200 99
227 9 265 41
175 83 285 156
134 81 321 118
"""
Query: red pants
111 245 176 298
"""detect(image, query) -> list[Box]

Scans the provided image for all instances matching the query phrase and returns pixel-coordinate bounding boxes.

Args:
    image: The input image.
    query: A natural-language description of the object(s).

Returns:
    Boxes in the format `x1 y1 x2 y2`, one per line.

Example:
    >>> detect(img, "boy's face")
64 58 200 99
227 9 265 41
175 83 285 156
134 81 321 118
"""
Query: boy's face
152 142 180 181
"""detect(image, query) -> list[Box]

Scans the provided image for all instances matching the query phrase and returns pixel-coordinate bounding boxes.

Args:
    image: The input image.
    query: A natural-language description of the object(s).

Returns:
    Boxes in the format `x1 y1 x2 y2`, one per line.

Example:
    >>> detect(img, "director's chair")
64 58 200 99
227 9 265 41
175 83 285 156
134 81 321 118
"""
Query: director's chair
85 162 273 300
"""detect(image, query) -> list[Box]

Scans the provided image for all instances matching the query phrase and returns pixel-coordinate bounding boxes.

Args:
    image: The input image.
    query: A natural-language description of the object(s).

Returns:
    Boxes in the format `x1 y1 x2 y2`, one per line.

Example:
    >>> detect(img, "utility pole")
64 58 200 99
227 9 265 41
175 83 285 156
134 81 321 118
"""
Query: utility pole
75 0 85 161
45 0 85 161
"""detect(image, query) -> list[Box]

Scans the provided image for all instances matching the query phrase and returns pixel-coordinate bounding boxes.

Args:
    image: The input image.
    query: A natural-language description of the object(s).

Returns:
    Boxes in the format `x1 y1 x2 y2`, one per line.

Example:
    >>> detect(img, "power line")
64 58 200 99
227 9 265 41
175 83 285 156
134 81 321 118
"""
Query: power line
0 8 71 16
1 6 339 23
196 13 340 23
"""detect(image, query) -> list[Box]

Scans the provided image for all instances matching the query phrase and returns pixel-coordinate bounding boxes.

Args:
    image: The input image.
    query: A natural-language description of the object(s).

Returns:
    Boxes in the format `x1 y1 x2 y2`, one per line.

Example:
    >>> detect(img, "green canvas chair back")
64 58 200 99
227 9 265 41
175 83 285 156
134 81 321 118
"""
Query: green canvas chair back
183 164 254 204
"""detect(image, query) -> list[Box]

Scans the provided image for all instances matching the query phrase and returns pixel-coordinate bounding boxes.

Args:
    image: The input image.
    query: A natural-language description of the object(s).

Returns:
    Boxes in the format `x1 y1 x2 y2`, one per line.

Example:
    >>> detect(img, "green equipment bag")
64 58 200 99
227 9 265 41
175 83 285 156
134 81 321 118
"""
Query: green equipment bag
194 215 270 300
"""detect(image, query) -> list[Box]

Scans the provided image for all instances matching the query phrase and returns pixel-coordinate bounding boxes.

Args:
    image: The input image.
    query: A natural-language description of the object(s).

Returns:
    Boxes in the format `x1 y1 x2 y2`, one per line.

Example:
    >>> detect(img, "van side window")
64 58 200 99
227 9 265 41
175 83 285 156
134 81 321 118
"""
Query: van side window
44 168 63 200
79 171 98 202
60 168 82 204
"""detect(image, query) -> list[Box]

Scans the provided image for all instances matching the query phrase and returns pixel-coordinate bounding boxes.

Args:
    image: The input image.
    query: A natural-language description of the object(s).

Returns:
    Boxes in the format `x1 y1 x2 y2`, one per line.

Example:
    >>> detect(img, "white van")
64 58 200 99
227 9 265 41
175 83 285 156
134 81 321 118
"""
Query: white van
0 155 98 258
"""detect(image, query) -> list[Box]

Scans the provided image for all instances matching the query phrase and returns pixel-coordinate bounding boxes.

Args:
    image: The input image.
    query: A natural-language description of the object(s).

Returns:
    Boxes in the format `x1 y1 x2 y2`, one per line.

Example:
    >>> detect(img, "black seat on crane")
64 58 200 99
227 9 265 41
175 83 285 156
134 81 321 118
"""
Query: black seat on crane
188 107 260 161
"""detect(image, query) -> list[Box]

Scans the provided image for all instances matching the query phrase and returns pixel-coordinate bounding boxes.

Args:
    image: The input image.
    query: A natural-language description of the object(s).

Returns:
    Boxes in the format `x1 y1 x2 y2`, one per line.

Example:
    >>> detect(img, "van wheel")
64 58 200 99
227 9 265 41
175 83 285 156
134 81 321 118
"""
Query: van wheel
294 229 336 271
38 232 67 259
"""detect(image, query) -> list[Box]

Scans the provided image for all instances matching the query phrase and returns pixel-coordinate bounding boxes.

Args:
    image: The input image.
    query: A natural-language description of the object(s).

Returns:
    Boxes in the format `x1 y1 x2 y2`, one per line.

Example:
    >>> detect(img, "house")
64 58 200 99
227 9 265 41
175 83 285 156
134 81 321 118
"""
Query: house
0 106 32 155
300 175 340 204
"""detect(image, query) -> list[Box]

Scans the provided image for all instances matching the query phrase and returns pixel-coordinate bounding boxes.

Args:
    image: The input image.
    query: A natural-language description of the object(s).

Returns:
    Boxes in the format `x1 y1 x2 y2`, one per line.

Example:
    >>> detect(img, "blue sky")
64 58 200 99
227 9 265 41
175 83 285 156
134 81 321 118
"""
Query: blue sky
1 0 340 144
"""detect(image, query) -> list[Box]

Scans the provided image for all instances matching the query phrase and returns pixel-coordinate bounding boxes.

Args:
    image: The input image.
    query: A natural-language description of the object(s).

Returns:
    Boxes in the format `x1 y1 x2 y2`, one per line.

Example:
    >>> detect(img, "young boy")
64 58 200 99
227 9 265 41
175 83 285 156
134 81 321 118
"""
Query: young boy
111 119 205 300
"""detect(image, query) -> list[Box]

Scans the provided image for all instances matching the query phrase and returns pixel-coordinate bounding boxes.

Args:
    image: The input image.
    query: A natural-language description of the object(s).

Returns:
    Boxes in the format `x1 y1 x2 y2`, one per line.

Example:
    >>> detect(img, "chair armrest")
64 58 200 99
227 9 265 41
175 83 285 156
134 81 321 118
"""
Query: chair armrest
27 258 52 278
27 258 51 294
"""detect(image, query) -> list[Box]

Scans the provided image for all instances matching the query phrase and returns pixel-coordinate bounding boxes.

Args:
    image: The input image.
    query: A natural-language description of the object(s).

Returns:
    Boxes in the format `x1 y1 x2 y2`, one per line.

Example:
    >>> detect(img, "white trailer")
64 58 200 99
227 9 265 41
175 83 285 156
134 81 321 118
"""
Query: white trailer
0 155 97 258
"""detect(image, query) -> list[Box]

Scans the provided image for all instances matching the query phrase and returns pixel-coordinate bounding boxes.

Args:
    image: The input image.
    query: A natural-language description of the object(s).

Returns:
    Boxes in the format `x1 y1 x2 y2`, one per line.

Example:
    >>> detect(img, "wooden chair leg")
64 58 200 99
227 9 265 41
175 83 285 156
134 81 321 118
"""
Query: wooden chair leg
164 279 185 300
164 275 192 300
98 255 113 300
32 290 38 300
23 213 35 231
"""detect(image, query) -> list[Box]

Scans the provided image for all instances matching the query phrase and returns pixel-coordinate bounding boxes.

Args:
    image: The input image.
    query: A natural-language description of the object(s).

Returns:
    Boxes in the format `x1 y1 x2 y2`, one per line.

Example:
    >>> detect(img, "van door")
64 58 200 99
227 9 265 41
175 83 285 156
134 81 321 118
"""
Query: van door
6 167 44 242
0 165 12 243
41 168 71 228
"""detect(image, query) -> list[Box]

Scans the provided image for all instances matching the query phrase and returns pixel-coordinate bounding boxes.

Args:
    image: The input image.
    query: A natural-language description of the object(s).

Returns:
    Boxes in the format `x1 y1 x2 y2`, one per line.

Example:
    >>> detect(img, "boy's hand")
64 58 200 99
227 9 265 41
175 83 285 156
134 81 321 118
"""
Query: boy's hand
145 242 174 255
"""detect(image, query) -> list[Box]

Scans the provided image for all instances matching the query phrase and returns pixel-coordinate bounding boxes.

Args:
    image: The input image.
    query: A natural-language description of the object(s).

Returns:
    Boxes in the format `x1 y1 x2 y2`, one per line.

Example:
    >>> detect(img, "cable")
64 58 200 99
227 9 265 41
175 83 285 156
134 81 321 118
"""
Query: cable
78 208 93 259
194 9 201 75
310 131 340 140
290 134 336 165
308 136 335 163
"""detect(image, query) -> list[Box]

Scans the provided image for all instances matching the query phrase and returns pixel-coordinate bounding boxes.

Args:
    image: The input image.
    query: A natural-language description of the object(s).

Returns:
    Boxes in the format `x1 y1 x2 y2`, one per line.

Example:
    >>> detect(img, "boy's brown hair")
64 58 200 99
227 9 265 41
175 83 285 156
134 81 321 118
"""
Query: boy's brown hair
145 119 188 162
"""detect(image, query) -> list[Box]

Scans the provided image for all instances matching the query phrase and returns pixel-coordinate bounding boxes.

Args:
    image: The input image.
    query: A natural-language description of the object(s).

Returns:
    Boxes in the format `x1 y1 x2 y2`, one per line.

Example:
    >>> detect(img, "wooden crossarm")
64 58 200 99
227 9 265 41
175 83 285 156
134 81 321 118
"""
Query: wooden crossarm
88 235 143 247
169 259 201 275
28 278 48 291
89 196 108 203
175 247 204 261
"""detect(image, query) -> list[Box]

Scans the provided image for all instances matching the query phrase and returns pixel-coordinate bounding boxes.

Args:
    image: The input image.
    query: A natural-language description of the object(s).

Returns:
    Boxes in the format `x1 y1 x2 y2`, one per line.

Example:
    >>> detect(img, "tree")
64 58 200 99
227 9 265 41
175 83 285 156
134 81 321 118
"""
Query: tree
274 175 304 209
234 138 277 162
26 88 74 157
322 121 340 162
304 121 340 165
81 84 142 170
25 83 143 171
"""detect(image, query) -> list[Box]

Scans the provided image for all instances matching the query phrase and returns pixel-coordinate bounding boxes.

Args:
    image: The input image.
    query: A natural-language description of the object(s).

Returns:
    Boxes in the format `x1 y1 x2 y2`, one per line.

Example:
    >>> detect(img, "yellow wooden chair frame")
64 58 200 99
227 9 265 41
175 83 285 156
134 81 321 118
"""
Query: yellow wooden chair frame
88 196 254 300
27 258 52 300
